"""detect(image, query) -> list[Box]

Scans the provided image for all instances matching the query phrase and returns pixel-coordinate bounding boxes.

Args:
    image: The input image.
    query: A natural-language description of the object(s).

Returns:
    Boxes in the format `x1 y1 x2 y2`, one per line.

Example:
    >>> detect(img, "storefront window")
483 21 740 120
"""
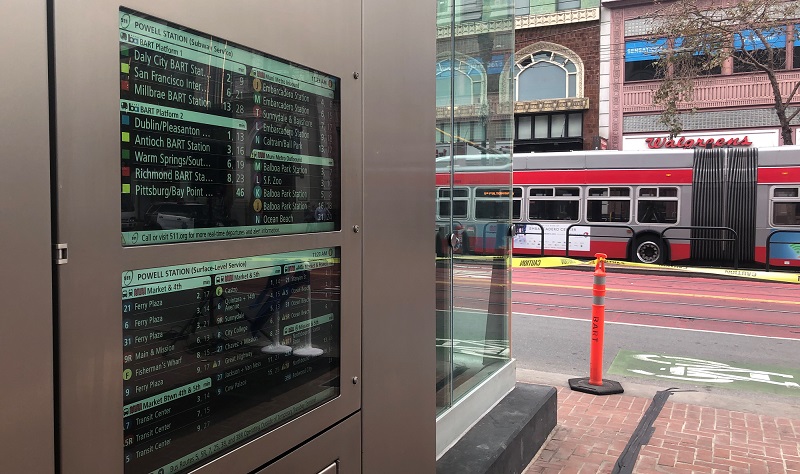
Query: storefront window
733 28 787 73
624 38 666 82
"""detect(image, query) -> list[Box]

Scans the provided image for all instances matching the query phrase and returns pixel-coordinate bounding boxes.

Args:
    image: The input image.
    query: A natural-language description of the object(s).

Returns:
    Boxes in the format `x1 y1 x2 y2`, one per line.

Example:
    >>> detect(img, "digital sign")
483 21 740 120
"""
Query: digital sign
122 248 341 473
119 8 341 246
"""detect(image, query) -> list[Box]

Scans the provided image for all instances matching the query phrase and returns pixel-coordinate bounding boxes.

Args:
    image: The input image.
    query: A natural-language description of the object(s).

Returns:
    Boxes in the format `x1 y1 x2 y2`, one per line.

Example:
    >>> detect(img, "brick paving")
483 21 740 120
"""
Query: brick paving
523 386 800 474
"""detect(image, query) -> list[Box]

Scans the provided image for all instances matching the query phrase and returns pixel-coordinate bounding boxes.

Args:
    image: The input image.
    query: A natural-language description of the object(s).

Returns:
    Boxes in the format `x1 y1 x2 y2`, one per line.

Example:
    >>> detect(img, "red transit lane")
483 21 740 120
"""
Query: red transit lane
508 267 800 339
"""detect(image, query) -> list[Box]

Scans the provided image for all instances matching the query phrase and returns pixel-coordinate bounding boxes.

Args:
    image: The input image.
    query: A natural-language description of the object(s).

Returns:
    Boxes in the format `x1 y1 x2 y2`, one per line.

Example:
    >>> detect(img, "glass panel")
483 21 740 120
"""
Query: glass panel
551 114 566 138
518 116 532 140
568 112 582 137
773 202 800 225
530 188 554 197
774 187 799 198
556 0 581 10
528 200 579 220
436 0 513 413
515 0 530 16
795 45 800 70
625 61 659 82
567 74 576 97
587 200 631 222
436 75 453 107
564 60 577 73
659 187 678 197
518 63 567 100
533 52 552 62
534 115 549 138
452 200 469 218
555 187 579 196
454 72 476 105
733 48 786 72
638 200 678 223
476 200 510 219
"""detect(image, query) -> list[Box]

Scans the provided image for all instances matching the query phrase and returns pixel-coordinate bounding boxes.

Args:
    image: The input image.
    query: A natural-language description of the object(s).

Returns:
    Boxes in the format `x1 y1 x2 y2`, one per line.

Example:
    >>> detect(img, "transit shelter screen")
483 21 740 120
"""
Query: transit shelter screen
120 8 341 246
122 248 341 473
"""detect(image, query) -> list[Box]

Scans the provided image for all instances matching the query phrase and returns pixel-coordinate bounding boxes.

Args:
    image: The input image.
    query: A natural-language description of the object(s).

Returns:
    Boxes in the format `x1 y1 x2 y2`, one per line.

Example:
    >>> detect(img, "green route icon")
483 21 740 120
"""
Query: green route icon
609 350 800 396
216 286 223 297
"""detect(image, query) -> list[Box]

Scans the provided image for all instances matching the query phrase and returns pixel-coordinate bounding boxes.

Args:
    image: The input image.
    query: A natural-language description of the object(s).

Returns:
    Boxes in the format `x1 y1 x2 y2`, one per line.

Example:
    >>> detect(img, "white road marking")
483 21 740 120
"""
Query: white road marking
510 311 800 342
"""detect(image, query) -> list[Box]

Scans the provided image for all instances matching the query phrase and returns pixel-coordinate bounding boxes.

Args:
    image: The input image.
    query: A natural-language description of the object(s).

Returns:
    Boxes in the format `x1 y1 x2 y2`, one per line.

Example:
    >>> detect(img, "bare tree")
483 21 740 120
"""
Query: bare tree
647 0 800 144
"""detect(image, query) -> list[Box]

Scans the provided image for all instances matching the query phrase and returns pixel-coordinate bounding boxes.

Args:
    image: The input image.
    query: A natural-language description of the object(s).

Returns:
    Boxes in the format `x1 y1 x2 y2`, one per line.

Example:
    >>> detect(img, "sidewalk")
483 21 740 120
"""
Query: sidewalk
517 370 800 473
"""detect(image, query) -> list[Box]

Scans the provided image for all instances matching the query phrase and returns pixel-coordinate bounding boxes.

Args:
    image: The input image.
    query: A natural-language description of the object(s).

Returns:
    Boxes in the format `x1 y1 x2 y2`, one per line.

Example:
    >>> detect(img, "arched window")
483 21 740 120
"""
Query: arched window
436 57 486 107
515 50 579 101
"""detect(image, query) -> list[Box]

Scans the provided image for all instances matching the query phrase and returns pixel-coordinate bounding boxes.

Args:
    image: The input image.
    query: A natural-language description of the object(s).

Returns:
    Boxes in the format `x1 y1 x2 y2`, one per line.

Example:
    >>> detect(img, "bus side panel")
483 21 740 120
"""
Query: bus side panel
668 242 691 261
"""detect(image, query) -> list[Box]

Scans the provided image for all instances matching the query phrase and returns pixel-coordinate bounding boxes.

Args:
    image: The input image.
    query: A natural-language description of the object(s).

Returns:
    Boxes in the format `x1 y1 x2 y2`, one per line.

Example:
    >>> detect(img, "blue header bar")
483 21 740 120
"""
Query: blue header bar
733 28 786 51
625 38 668 62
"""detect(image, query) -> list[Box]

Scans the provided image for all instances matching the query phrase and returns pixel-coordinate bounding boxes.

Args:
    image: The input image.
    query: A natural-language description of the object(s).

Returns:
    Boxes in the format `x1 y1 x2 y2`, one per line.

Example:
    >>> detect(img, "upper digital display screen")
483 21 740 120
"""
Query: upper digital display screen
120 8 341 246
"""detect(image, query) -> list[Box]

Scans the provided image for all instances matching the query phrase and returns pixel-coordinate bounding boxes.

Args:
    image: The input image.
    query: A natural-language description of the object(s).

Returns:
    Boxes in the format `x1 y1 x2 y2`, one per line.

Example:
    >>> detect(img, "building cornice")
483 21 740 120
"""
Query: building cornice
515 8 599 29
437 18 514 39
515 98 590 113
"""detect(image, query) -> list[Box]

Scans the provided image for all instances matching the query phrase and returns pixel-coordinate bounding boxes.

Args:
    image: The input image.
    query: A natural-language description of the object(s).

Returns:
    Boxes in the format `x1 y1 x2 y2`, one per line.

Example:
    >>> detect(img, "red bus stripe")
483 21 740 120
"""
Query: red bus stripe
758 168 800 183
513 169 693 185
436 167 800 187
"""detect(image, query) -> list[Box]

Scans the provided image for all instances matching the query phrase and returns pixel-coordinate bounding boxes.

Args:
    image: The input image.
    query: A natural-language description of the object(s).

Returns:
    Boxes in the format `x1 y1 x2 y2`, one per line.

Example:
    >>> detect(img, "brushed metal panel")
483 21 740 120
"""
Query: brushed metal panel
0 2 55 473
52 2 361 472
254 414 359 474
362 0 438 472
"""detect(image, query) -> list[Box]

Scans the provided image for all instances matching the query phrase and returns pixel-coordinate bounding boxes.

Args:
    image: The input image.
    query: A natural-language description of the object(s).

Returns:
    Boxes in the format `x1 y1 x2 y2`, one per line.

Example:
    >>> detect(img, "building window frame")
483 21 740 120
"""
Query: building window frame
516 112 583 140
514 42 584 101
556 0 581 12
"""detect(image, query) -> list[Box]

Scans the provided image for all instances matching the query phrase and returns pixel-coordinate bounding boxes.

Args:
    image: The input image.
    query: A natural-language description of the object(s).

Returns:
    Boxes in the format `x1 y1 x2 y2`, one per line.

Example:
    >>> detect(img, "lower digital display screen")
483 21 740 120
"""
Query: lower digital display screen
122 248 341 473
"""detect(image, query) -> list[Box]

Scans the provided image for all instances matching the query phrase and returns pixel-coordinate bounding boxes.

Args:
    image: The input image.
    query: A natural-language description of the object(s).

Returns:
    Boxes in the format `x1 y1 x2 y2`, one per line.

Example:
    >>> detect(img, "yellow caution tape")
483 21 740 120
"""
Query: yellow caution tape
512 257 588 268
603 259 800 284
457 254 800 284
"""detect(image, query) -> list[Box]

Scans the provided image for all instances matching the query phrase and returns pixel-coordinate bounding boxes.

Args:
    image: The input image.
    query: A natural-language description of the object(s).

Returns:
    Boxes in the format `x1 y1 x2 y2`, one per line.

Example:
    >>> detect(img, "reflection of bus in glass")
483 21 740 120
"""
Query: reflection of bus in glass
436 147 800 268
435 154 512 255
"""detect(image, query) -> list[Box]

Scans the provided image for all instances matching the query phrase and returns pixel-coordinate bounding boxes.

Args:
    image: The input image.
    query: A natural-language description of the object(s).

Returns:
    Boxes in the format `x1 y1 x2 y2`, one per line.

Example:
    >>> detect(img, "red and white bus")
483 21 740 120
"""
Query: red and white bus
435 146 800 268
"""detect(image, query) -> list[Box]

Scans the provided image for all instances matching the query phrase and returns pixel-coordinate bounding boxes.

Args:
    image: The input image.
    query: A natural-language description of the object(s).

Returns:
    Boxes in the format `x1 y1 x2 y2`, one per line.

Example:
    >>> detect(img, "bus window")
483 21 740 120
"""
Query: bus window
512 187 523 221
587 187 631 223
771 186 800 226
636 186 678 224
475 187 511 220
527 187 579 221
437 187 469 218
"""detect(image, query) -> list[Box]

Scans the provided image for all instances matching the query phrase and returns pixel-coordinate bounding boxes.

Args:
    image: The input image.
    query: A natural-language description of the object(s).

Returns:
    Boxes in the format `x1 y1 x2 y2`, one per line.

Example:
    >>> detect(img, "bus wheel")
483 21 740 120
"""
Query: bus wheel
634 237 664 264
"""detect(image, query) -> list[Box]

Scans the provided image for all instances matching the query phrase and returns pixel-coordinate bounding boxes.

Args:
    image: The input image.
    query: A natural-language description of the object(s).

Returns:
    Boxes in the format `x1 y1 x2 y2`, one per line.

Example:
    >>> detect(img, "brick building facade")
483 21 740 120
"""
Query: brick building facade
512 6 601 152
601 0 800 151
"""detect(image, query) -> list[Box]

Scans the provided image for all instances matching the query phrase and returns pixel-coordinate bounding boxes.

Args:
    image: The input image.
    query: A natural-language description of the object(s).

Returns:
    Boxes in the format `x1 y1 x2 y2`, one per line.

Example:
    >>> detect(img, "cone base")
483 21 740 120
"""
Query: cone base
568 377 624 395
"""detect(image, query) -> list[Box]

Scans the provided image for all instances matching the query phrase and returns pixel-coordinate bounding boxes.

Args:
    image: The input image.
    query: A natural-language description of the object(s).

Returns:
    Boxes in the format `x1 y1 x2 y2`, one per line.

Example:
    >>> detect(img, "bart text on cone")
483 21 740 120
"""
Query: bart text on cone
568 253 624 395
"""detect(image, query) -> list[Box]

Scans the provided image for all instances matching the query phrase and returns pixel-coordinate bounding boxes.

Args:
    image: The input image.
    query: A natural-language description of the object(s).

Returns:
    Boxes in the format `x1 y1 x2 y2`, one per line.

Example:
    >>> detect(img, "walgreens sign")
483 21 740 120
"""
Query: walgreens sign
623 129 779 151
644 136 752 149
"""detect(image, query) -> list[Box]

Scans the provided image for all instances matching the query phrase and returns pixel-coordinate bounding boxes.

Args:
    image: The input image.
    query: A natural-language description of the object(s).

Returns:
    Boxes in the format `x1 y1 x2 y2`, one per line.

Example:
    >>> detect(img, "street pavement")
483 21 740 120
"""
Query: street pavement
517 369 800 473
